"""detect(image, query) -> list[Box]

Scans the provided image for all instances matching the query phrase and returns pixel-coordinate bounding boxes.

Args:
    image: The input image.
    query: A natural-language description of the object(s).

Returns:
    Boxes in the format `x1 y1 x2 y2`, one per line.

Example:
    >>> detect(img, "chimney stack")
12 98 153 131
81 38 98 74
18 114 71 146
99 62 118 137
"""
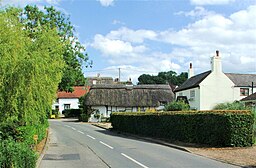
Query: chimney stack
211 50 222 73
216 50 219 57
188 62 194 78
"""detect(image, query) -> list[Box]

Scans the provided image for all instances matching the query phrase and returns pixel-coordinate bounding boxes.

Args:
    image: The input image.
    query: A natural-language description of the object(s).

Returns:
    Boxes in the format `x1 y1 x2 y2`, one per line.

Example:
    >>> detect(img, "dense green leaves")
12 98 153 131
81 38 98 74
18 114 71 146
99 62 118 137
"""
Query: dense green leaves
138 71 188 86
0 9 64 125
111 111 254 147
213 101 250 110
164 101 190 111
0 7 64 167
21 5 90 92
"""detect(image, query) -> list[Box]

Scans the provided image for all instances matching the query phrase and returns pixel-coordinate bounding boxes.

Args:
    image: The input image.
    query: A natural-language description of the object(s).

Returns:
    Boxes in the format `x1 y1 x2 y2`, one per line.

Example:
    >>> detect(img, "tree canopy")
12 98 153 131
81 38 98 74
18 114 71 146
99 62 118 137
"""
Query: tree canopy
20 5 91 92
0 7 64 125
138 71 188 86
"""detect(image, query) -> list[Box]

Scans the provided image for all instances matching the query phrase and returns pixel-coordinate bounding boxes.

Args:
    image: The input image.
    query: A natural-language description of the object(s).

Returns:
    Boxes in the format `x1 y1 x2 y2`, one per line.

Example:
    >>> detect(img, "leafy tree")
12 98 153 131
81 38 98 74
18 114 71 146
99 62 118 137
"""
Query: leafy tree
138 70 188 86
0 7 64 126
20 5 91 92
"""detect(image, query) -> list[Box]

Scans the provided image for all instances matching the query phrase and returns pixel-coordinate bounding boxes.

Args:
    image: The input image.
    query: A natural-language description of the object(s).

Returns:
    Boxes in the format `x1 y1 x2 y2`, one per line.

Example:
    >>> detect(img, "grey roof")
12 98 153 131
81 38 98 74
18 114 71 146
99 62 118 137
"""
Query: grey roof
174 71 211 92
85 84 174 107
240 92 256 102
225 73 256 87
174 71 256 92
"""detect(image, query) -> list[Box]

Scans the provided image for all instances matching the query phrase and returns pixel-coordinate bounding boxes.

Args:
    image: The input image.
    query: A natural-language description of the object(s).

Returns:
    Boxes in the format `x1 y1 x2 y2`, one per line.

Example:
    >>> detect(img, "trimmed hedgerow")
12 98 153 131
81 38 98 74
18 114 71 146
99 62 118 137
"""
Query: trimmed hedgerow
0 139 37 168
110 110 254 147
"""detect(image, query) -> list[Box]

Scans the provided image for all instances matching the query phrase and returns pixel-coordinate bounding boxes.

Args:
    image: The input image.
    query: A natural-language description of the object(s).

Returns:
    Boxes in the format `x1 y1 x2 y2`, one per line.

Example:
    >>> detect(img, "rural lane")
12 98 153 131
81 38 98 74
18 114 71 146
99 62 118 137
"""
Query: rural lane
39 119 239 168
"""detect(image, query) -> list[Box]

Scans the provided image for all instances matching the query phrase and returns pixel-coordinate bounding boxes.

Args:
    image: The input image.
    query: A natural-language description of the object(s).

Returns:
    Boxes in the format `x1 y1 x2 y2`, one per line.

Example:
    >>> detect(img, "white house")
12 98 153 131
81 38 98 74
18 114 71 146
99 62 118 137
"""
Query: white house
52 86 89 114
84 84 174 120
174 50 256 110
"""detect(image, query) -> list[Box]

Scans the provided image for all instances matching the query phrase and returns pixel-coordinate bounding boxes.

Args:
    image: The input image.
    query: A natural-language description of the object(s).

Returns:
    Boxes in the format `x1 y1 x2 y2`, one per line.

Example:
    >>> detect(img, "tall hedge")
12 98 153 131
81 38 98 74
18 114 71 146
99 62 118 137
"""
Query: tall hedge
0 7 64 167
110 111 254 147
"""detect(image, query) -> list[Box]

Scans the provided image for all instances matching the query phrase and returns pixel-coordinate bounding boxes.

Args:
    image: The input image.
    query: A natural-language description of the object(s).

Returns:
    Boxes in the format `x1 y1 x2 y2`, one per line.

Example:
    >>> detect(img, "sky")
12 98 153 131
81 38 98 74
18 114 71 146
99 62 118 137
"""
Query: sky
1 0 256 84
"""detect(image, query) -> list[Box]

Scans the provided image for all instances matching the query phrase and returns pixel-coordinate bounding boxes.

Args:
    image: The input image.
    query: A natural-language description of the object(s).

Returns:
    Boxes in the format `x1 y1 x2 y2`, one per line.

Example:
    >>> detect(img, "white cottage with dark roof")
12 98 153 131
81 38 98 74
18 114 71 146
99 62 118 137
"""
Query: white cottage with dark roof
174 51 256 110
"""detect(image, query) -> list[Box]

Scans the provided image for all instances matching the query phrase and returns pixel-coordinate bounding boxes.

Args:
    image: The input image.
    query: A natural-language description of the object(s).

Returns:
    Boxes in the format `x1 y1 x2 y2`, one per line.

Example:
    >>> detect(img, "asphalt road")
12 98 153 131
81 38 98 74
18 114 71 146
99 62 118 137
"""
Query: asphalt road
39 119 239 168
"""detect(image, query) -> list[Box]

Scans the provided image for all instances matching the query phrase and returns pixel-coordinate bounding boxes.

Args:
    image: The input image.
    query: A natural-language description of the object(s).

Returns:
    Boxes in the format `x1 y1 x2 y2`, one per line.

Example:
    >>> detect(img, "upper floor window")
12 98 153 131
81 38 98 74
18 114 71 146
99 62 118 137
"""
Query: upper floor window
240 88 249 96
190 90 195 98
64 104 71 110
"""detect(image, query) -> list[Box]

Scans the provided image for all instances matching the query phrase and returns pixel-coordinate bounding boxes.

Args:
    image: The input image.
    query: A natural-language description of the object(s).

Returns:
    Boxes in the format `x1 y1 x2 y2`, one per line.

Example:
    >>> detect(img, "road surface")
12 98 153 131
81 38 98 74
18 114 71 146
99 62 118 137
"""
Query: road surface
39 119 239 168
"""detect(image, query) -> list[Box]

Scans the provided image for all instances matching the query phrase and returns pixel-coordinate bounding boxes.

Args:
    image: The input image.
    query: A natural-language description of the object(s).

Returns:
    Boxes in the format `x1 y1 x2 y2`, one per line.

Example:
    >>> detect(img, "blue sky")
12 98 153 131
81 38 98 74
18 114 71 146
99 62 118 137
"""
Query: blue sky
1 0 256 83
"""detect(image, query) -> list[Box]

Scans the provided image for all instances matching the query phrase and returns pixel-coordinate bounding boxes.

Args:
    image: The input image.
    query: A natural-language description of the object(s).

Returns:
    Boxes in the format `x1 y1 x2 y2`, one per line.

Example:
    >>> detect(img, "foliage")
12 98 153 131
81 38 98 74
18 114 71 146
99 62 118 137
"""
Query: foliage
20 5 91 92
79 114 89 122
0 7 64 126
164 101 190 111
0 139 37 168
138 71 188 86
63 109 81 118
110 111 254 147
213 101 250 110
0 7 64 167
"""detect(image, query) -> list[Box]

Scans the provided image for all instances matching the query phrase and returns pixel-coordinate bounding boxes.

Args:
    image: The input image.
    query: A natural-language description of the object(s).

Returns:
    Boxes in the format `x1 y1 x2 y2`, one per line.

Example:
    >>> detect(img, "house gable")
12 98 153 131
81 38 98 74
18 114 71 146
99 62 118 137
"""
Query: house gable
174 71 211 92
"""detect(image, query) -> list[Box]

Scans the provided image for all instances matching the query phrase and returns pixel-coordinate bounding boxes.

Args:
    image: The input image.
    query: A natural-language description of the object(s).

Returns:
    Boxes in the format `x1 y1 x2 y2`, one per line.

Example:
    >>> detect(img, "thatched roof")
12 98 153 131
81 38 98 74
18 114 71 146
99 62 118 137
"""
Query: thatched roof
85 84 174 107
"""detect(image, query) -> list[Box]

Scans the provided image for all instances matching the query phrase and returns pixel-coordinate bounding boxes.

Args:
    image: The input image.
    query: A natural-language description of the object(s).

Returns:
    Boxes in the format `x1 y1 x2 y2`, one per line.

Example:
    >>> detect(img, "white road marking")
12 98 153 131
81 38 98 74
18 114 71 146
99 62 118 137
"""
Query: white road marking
64 125 71 127
86 134 96 140
71 127 76 130
77 130 84 134
121 153 149 168
100 141 114 149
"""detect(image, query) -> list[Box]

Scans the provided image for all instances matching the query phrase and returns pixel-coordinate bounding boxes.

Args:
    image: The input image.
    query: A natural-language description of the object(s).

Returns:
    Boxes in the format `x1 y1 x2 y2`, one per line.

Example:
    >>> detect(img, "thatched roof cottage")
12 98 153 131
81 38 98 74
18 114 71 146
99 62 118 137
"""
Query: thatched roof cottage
85 84 174 119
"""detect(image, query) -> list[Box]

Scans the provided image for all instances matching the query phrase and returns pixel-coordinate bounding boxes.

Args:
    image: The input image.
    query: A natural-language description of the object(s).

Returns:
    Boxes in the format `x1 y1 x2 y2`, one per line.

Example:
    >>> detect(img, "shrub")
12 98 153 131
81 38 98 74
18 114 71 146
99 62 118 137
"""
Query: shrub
110 111 254 147
164 101 190 111
79 114 89 122
63 109 81 118
213 101 250 110
0 139 37 168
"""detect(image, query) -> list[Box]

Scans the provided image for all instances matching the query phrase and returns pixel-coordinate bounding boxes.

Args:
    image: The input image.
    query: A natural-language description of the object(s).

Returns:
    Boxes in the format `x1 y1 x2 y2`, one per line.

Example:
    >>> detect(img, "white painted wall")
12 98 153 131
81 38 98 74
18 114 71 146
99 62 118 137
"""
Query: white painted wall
199 72 234 110
175 88 200 110
233 87 256 101
52 98 80 115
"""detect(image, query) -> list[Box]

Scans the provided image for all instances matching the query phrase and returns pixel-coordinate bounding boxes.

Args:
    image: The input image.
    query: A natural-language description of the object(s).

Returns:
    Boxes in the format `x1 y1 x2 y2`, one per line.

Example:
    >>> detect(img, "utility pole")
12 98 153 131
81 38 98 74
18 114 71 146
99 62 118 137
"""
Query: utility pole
118 68 121 83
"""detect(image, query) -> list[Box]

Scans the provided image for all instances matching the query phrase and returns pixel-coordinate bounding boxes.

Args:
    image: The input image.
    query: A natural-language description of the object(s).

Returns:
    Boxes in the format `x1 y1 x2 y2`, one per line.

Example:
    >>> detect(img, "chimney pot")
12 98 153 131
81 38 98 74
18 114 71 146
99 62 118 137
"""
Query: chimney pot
216 50 219 57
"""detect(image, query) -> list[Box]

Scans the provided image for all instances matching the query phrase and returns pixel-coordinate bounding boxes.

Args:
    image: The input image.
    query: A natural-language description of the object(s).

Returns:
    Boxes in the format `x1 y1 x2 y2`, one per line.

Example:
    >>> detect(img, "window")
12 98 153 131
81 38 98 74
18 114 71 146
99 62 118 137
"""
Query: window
64 104 70 110
179 92 183 96
190 90 195 98
240 88 249 96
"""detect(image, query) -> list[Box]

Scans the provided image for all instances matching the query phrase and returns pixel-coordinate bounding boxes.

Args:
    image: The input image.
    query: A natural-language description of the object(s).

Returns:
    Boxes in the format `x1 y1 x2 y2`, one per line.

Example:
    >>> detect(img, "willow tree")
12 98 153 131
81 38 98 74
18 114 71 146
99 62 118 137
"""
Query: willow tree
21 5 91 92
0 8 64 126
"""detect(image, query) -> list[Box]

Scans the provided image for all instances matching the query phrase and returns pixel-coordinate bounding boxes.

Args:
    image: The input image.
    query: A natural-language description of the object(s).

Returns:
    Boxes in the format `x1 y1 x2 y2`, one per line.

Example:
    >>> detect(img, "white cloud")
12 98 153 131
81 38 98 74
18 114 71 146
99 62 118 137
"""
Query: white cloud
89 5 256 81
91 34 147 58
106 27 157 43
98 0 114 7
190 0 235 5
112 19 125 25
176 6 214 18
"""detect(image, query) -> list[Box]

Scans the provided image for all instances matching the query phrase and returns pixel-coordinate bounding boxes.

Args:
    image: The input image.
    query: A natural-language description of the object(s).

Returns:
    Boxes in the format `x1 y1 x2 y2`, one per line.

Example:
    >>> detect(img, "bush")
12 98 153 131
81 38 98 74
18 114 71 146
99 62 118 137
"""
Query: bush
0 139 37 168
63 109 81 118
78 113 89 122
213 101 250 110
164 101 190 111
110 110 254 147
